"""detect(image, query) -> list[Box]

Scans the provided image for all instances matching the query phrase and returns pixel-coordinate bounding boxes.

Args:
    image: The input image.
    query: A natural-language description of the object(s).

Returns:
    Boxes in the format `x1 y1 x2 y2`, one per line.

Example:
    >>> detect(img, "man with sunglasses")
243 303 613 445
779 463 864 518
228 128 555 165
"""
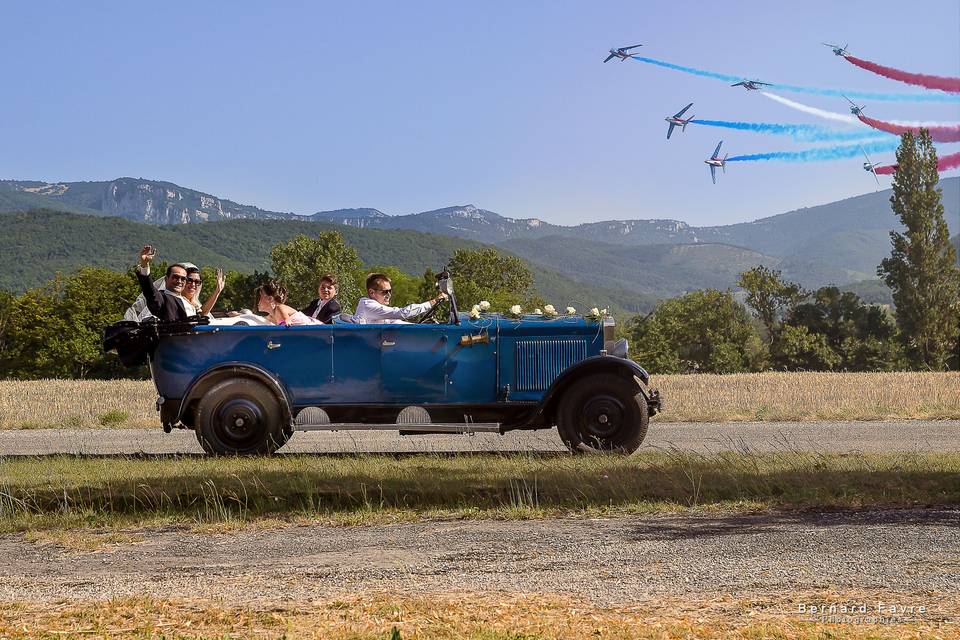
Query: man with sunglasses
353 272 446 324
134 245 198 322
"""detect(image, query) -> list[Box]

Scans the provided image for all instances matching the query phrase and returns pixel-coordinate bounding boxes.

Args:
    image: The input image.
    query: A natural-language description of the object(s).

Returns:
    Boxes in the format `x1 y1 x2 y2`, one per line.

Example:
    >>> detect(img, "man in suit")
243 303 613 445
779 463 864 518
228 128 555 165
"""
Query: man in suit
300 274 342 324
135 245 198 322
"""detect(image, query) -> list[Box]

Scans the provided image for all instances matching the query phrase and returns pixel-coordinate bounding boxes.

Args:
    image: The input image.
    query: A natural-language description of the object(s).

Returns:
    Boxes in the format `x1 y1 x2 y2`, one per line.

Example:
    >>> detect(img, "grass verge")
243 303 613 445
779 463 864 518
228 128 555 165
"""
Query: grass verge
0 590 955 638
0 451 956 532
2 371 958 430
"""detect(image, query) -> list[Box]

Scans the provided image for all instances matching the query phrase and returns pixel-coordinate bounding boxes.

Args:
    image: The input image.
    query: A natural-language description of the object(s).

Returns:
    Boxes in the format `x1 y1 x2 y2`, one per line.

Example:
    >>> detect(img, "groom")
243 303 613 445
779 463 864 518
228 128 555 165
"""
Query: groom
135 245 198 322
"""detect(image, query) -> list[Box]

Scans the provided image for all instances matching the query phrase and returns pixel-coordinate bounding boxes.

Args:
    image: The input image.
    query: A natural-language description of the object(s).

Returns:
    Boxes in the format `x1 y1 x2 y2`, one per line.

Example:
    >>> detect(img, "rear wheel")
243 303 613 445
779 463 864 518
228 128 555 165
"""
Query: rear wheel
556 373 648 454
195 378 289 455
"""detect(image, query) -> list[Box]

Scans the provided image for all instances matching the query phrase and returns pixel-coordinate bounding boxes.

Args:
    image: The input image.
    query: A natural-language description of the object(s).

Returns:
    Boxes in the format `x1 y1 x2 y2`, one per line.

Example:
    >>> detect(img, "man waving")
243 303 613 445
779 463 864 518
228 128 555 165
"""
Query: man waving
135 245 198 322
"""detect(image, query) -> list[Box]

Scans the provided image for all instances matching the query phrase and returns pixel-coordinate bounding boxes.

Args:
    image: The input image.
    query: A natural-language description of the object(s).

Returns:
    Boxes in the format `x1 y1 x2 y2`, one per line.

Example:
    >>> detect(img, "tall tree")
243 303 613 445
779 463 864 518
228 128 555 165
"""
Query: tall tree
738 266 806 341
878 130 960 370
448 248 533 309
270 232 363 309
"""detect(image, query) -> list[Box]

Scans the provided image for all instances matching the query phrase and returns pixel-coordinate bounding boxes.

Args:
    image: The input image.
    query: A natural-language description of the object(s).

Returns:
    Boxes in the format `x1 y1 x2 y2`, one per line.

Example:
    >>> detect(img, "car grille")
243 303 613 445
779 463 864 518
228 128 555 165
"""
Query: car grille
515 339 588 392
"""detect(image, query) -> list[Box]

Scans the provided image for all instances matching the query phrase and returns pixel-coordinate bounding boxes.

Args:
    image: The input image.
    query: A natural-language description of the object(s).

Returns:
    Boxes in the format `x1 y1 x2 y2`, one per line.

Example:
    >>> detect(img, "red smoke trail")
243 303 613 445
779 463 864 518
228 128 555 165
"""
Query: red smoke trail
858 114 960 142
875 151 960 175
844 55 960 93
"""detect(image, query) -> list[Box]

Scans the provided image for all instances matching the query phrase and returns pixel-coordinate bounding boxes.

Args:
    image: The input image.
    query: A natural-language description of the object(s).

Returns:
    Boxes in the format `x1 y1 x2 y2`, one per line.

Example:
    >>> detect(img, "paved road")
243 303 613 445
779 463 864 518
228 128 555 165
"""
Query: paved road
1 509 957 611
0 420 957 455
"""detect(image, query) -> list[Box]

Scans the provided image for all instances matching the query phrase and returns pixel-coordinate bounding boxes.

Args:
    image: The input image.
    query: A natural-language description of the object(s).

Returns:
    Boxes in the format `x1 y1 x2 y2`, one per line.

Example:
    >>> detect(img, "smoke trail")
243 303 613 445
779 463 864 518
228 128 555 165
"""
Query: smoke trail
690 119 891 142
727 139 900 163
875 150 960 175
844 55 960 93
630 55 960 103
761 92 861 124
857 114 960 143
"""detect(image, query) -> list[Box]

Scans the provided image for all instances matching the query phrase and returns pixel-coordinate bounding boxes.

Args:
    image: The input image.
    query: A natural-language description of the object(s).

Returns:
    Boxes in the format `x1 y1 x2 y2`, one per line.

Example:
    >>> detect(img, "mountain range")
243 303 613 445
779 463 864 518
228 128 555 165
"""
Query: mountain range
1 176 957 303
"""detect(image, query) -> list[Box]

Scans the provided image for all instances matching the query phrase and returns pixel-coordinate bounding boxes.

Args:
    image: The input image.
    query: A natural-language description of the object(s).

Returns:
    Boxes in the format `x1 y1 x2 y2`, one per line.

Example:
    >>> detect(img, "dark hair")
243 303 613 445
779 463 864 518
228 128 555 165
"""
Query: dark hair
185 266 200 275
319 274 338 287
365 273 390 292
166 263 188 277
255 281 288 307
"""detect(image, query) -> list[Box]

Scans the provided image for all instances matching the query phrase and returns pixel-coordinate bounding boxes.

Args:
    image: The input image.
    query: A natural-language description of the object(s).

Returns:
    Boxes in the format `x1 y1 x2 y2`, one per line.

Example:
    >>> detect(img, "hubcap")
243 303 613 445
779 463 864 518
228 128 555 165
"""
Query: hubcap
215 397 265 446
581 395 625 440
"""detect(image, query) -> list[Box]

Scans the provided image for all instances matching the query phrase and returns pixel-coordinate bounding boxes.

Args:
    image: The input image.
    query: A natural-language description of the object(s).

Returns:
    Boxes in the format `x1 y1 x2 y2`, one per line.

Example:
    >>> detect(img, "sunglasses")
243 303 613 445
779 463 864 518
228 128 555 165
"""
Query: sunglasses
377 288 393 296
185 278 202 286
168 274 187 283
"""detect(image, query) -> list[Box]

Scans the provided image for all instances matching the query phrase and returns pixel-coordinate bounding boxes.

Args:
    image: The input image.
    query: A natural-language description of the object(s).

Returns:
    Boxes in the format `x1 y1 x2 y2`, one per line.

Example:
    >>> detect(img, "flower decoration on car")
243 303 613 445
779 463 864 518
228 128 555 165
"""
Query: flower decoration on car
543 304 557 316
479 300 491 311
533 308 543 315
585 307 608 321
469 305 481 319
566 306 576 315
507 304 523 318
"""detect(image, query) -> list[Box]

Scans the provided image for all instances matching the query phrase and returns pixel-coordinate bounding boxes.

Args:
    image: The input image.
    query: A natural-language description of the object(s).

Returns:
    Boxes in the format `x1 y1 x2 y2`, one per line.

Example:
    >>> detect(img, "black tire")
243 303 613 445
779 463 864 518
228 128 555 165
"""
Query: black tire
195 378 289 455
556 373 649 454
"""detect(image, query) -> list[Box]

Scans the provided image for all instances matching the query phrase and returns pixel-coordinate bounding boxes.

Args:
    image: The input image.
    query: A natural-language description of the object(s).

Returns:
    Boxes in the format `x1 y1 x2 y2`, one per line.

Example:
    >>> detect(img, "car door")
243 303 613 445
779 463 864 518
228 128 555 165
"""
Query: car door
379 324 448 403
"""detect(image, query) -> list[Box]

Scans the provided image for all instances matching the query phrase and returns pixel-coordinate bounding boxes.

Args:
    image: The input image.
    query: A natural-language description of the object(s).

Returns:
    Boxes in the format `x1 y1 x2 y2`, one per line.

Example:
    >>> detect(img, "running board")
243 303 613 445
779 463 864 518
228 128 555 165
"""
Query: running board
293 422 502 434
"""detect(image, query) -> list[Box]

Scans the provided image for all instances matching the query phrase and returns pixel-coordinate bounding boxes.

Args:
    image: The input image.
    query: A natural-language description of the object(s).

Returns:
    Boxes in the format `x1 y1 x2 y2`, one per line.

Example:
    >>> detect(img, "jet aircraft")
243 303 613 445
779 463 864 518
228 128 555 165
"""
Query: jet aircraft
859 145 881 189
704 141 728 184
665 103 695 140
843 95 866 116
822 42 850 57
603 44 642 62
731 80 771 91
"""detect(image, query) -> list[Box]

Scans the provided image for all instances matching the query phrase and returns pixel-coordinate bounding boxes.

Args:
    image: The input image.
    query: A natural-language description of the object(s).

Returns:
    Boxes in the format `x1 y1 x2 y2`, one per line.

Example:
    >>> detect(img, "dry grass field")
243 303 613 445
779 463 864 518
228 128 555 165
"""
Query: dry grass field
1 590 954 639
0 372 958 430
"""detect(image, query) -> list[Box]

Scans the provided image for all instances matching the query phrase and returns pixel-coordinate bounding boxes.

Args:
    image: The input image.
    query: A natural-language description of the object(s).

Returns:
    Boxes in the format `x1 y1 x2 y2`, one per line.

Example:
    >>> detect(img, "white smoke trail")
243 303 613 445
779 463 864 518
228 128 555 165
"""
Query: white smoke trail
761 92 861 125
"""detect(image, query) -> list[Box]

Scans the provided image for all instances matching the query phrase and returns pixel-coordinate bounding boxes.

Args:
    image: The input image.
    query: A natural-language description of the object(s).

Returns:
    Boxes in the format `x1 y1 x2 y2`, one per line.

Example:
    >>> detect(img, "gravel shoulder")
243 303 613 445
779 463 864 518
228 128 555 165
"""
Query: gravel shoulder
1 420 958 455
1 509 957 612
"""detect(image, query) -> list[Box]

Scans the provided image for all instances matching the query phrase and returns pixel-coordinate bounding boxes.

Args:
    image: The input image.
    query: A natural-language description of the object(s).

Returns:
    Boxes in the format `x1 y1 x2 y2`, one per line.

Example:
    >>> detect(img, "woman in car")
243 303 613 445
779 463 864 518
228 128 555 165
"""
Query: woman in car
183 267 226 318
256 281 317 326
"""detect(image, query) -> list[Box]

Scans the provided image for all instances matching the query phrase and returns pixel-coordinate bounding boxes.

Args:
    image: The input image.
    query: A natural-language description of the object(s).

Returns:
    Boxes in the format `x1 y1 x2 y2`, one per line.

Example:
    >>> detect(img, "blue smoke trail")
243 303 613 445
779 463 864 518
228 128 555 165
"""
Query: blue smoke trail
727 139 900 163
690 119 892 142
631 56 960 103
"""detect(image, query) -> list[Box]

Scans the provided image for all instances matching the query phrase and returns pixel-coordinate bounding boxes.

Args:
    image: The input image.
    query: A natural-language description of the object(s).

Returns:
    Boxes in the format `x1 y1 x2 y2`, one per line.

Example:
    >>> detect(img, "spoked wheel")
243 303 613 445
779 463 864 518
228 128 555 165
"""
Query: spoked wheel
195 379 289 455
557 373 649 454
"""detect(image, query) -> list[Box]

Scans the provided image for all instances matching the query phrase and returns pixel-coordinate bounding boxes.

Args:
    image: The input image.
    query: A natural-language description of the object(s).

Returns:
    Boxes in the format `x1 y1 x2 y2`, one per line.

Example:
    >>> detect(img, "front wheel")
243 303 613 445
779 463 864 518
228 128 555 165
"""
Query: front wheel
556 373 649 454
195 378 289 455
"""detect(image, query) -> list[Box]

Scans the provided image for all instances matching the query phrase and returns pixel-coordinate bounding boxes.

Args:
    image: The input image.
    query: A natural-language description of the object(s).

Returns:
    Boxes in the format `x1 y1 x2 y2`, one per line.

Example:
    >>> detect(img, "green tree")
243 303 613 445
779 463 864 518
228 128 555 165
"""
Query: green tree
2 267 138 379
770 325 841 371
738 266 806 340
785 286 904 371
270 232 363 310
448 248 533 309
213 269 272 312
878 130 960 370
629 289 763 374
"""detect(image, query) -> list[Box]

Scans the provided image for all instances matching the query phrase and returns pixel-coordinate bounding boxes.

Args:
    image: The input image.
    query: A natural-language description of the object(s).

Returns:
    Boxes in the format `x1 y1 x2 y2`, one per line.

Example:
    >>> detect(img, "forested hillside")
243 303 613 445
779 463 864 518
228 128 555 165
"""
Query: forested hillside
0 210 654 313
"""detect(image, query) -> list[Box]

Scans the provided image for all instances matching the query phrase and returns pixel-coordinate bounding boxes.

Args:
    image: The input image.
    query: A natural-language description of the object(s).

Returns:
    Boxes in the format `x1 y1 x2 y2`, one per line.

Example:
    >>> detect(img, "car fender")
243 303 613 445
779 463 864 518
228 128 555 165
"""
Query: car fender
174 361 295 428
533 355 653 424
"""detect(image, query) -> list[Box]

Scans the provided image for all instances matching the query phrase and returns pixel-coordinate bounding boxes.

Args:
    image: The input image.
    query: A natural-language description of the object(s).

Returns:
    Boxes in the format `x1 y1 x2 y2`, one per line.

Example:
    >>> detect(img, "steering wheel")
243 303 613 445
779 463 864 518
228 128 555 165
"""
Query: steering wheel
416 300 443 324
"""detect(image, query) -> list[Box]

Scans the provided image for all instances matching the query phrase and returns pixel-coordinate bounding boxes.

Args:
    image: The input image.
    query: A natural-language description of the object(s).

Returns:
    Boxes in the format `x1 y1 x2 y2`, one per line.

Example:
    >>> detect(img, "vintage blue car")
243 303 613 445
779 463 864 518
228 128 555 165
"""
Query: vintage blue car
105 272 661 455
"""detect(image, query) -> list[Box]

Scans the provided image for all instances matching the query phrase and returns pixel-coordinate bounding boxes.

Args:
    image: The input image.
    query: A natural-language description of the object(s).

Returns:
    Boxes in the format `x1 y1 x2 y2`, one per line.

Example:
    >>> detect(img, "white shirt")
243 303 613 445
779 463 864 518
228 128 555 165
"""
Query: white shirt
352 297 433 324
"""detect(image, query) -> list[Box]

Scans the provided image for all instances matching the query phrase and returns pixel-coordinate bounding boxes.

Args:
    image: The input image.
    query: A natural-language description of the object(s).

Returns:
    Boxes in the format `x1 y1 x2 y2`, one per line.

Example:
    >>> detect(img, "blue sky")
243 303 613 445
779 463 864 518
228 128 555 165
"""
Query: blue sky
2 0 958 226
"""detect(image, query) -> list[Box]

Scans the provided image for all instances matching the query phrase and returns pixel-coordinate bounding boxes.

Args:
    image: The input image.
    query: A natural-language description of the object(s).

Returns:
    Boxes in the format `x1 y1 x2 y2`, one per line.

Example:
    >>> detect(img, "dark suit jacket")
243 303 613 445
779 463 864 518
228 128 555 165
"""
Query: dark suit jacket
301 297 341 324
137 271 194 322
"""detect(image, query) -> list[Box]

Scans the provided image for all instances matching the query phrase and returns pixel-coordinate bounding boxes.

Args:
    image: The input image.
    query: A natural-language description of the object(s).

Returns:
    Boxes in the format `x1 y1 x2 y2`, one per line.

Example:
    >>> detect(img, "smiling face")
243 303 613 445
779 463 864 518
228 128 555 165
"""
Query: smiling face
182 271 202 301
318 279 337 301
165 266 187 294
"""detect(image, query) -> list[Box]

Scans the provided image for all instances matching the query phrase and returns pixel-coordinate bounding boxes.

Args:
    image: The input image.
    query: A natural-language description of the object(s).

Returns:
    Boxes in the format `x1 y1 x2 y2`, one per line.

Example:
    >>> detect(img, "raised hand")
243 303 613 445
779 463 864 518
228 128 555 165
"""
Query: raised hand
215 267 226 292
139 245 156 267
